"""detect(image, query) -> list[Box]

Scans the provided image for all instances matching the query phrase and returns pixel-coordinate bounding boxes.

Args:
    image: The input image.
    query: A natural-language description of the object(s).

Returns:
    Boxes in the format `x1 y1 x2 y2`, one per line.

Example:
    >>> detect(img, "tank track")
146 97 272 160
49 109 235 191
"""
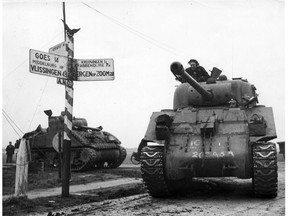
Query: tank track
140 145 172 197
70 130 124 171
108 146 127 168
252 141 278 198
31 129 124 172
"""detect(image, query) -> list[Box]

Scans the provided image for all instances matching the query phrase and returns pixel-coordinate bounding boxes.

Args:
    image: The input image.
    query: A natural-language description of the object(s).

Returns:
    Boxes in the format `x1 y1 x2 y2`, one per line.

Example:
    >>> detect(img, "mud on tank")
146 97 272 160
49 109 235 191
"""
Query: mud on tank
132 61 278 198
23 110 127 171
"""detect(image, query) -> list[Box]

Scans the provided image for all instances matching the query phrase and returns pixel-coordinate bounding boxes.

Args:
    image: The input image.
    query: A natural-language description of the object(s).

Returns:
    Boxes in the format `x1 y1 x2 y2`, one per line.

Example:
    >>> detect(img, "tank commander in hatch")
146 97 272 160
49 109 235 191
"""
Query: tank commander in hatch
185 59 210 82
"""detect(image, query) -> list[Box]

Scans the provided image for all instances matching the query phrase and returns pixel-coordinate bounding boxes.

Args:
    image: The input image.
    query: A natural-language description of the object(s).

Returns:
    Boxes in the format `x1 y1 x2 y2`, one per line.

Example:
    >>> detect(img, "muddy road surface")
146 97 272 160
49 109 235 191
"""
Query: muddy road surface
48 161 285 216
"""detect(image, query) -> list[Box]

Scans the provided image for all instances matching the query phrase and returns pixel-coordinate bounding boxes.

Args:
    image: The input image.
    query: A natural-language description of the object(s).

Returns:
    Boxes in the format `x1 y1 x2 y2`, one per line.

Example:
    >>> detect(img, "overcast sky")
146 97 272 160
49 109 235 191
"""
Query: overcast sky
2 0 285 149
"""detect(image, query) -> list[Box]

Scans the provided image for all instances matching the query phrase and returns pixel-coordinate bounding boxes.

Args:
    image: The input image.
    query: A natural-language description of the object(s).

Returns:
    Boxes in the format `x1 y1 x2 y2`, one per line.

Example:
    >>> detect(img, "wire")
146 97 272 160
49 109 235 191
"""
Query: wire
3 31 63 80
81 2 188 58
3 31 62 134
4 31 62 133
2 109 24 134
27 78 50 131
2 110 23 137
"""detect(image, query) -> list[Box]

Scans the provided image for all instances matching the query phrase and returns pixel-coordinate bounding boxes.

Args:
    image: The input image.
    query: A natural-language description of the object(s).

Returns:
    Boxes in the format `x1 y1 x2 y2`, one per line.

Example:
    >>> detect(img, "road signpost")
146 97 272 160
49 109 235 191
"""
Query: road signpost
56 78 73 88
61 25 75 198
49 41 67 56
29 49 69 79
48 41 69 181
29 2 114 198
75 58 114 81
48 41 71 88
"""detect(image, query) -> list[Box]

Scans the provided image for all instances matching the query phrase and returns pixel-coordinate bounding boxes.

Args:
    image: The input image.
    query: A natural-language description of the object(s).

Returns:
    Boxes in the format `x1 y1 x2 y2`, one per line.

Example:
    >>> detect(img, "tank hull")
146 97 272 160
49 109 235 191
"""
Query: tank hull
140 106 277 198
24 113 126 171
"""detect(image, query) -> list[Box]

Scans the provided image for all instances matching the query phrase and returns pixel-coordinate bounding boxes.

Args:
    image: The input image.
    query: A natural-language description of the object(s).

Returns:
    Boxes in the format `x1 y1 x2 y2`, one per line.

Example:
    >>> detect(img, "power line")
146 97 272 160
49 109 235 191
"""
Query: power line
27 78 49 131
3 31 63 80
2 113 21 137
2 109 24 134
2 110 23 137
3 31 62 134
82 2 188 58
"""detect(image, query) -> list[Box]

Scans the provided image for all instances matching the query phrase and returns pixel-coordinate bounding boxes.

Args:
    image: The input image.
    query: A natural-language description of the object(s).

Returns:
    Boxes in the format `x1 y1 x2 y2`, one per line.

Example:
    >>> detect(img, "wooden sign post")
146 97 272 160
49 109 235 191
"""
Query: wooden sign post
29 2 115 197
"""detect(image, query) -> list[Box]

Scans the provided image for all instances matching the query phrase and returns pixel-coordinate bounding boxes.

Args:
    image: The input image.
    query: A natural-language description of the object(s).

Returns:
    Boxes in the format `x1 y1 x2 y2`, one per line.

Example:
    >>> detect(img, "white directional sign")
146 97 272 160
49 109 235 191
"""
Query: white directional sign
29 49 68 79
74 58 114 81
49 42 68 56
48 42 71 87
57 78 73 88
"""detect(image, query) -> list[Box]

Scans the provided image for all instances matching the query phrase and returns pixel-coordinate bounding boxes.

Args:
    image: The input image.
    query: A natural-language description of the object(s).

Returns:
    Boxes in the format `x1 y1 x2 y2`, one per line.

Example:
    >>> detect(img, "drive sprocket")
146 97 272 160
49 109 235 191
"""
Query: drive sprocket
108 146 127 168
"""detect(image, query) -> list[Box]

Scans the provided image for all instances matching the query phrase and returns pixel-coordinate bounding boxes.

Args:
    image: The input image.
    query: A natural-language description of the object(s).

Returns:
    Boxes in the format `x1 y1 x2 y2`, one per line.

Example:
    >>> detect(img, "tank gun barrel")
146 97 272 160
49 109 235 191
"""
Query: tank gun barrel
170 62 213 101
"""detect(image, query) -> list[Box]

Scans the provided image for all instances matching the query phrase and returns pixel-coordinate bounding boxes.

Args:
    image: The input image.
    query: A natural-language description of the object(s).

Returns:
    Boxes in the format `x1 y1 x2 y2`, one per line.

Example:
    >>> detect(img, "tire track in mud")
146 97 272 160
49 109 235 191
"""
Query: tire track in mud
43 162 285 216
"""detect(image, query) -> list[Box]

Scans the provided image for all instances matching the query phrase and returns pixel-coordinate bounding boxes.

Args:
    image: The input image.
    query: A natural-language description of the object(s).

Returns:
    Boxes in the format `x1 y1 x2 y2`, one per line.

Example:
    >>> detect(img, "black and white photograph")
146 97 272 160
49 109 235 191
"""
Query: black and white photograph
2 0 285 215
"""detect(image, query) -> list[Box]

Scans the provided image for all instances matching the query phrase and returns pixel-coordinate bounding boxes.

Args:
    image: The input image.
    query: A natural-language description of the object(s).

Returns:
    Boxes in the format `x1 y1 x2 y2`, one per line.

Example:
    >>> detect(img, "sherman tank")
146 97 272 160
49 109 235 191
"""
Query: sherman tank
132 61 278 198
23 110 126 171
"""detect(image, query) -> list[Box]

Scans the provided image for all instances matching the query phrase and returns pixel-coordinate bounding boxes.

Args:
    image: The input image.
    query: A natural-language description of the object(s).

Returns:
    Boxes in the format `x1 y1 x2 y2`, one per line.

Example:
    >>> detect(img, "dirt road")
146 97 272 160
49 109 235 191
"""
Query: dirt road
43 161 285 216
3 178 142 201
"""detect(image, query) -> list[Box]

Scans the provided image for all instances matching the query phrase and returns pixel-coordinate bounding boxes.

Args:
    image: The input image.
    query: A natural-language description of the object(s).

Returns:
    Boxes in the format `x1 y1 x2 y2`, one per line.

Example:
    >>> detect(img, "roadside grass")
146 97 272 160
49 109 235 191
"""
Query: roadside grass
3 165 141 195
3 148 139 195
2 149 142 215
3 165 142 216
3 183 146 216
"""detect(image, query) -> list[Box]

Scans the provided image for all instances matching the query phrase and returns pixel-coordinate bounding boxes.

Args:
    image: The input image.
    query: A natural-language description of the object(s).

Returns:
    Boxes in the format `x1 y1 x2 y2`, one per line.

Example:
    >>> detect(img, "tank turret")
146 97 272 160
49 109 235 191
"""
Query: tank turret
170 61 258 109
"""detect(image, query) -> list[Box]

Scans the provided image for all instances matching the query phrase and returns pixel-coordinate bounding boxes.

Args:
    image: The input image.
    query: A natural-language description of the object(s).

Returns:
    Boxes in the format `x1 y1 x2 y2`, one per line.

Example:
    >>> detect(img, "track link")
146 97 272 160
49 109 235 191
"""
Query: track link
140 146 172 197
71 131 123 171
252 142 278 198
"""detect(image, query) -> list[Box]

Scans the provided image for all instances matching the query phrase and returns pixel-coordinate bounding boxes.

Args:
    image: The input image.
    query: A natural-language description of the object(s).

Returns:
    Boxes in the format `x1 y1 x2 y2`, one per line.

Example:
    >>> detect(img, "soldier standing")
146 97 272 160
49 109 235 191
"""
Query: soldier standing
6 141 15 163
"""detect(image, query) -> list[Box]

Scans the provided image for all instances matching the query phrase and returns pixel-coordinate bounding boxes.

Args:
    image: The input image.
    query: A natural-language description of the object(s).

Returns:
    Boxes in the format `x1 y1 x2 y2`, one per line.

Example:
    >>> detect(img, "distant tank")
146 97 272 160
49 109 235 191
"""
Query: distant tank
23 110 126 171
132 61 278 198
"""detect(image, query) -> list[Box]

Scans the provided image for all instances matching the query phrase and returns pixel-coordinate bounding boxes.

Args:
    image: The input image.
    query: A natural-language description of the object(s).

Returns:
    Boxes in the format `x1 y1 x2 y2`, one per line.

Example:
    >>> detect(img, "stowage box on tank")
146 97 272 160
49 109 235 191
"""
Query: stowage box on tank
132 61 278 198
23 110 126 171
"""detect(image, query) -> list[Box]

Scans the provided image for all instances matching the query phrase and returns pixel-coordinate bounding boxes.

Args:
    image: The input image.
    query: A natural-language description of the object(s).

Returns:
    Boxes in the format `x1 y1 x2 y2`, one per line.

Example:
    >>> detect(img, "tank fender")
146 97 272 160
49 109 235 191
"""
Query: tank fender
102 131 121 144
131 111 174 164
155 114 173 140
245 106 277 142
144 111 175 141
